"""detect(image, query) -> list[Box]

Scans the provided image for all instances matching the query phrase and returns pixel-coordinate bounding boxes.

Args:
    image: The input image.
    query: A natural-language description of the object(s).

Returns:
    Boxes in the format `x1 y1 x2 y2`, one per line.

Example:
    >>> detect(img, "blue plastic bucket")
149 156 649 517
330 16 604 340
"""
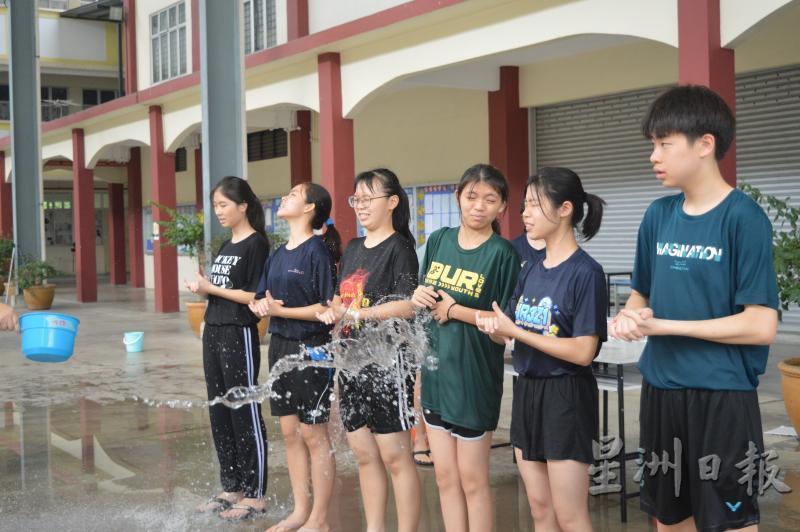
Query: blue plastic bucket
19 312 80 363
123 331 145 353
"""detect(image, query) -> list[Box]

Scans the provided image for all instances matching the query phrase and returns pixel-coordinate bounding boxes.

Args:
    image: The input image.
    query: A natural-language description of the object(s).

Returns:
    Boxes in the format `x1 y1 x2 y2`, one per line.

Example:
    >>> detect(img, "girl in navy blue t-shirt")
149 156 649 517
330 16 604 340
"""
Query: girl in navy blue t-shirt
248 182 341 532
476 167 608 531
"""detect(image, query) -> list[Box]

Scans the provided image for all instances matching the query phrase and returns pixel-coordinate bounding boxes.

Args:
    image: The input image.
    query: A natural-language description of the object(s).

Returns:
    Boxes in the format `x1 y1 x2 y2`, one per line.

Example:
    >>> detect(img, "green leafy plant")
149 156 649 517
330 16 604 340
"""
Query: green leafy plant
739 182 800 313
0 238 13 277
17 258 59 290
209 229 232 260
267 231 287 252
152 202 206 269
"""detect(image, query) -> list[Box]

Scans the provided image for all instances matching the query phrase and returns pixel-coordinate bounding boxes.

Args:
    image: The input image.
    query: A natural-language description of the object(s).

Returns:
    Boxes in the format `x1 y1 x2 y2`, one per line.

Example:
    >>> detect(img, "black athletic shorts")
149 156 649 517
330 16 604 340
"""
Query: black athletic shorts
423 409 487 441
638 381 764 531
338 357 415 435
511 372 598 465
268 333 335 424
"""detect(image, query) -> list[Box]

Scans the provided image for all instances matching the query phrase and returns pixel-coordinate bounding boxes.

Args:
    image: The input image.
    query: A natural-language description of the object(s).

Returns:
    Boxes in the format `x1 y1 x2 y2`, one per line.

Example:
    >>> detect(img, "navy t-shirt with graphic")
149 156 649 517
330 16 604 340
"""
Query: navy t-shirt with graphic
255 236 337 341
632 189 779 391
505 248 608 378
511 234 546 269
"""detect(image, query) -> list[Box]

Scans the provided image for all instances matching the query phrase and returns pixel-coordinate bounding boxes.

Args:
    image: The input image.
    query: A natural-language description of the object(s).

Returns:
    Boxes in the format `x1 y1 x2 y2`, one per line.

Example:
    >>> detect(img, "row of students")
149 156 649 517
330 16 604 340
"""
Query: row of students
190 83 778 532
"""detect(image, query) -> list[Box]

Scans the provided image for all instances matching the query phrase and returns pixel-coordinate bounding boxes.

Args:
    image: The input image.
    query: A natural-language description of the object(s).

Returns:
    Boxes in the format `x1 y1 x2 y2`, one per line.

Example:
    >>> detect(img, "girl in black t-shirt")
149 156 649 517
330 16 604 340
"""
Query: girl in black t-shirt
248 183 341 532
475 167 607 531
316 169 421 532
189 176 270 521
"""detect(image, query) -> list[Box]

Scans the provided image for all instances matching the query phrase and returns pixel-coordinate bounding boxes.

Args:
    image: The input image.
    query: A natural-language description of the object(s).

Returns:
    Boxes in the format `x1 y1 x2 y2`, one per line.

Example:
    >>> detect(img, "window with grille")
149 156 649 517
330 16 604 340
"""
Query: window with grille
150 2 187 84
175 147 188 172
243 0 277 55
82 89 117 107
247 129 288 161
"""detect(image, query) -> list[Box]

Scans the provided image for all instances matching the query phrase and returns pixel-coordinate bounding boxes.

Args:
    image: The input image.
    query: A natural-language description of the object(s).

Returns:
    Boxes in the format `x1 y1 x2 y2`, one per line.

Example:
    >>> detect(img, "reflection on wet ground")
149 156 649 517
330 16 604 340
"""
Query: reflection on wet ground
1 284 799 531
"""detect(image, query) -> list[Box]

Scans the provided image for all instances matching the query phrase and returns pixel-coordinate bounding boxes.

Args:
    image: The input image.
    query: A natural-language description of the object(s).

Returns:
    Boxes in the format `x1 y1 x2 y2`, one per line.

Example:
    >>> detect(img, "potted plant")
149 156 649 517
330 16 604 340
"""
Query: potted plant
0 237 13 297
155 205 276 340
154 203 207 337
17 257 59 310
740 183 800 437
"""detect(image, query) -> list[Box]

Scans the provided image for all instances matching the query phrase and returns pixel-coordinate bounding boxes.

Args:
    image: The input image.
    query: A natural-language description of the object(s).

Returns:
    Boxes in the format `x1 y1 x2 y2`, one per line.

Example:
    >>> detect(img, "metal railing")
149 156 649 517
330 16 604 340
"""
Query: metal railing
0 100 94 122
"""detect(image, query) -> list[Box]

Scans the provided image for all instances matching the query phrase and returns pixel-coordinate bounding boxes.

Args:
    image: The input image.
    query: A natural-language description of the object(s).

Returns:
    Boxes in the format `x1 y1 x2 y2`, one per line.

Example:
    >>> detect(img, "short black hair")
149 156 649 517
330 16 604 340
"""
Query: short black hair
641 85 735 161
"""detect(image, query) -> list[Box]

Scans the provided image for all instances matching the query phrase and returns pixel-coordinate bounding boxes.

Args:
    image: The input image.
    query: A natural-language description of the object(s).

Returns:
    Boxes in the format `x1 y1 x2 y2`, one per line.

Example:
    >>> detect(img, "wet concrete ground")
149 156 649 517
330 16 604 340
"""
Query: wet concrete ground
1 282 799 531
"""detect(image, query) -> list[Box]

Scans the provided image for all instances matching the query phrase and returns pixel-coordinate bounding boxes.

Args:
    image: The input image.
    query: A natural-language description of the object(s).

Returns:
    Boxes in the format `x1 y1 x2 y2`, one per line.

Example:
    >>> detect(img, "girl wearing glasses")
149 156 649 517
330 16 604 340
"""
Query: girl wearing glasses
411 163 520 532
248 182 341 532
316 169 421 532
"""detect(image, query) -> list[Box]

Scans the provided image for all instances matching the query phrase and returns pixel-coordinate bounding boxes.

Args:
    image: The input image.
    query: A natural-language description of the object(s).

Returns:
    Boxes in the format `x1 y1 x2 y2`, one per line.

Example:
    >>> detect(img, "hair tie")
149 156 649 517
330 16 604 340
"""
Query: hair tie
326 218 334 227
583 192 589 203
313 227 324 236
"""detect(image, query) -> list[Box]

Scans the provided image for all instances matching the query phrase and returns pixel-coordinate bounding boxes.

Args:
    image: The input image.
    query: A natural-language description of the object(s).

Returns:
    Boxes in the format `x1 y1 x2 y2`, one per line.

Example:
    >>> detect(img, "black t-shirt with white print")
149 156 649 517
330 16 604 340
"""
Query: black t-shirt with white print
204 232 270 327
336 232 419 319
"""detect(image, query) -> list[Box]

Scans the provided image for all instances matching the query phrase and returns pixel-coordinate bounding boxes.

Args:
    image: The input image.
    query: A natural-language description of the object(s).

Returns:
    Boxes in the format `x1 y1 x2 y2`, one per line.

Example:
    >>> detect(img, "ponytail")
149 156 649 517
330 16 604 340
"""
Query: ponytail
302 182 342 263
581 193 604 241
211 176 270 247
322 220 342 264
527 167 605 242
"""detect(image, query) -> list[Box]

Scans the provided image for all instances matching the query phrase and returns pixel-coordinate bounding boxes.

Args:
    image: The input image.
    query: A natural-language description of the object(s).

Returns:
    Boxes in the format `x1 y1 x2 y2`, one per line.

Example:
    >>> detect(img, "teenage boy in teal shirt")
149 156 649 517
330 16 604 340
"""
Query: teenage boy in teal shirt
611 85 779 532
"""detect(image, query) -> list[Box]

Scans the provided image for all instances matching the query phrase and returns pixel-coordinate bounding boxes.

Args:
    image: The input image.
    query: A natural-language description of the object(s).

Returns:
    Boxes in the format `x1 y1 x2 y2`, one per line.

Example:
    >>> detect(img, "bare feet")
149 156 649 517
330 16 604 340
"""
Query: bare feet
196 491 242 513
219 496 266 520
266 508 309 532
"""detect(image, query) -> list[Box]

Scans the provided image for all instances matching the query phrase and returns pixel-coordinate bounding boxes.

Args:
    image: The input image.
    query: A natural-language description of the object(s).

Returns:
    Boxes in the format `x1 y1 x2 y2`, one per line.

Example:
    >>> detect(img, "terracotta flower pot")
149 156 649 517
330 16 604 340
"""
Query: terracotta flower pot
22 283 56 310
186 300 207 338
778 357 800 438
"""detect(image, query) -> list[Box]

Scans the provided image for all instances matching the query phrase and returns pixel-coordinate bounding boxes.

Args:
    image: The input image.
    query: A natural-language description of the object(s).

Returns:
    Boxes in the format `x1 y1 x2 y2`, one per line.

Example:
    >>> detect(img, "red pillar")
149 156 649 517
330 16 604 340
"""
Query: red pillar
678 0 736 186
194 148 203 212
79 396 100 474
287 0 309 40
489 66 528 238
123 0 137 94
318 53 356 243
0 153 12 238
71 129 98 303
127 147 145 288
108 183 126 285
290 111 312 187
149 106 179 313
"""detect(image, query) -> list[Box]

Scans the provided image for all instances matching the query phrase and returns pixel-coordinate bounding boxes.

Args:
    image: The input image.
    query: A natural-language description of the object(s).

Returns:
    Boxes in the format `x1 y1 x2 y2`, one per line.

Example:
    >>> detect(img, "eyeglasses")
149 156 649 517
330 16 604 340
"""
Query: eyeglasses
347 195 390 208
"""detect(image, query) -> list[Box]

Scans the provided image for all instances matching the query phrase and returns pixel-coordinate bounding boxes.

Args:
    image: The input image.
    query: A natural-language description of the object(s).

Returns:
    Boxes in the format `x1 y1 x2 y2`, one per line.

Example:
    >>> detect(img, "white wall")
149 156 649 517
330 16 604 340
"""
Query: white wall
39 17 112 63
144 254 197 291
0 13 7 56
308 0 410 33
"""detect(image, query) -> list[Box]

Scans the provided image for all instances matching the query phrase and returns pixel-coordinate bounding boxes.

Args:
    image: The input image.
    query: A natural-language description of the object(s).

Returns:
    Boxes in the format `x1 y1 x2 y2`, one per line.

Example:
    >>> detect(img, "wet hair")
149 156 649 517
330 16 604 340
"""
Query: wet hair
456 164 509 234
353 168 415 245
641 85 735 161
210 176 269 246
527 167 604 241
302 182 342 263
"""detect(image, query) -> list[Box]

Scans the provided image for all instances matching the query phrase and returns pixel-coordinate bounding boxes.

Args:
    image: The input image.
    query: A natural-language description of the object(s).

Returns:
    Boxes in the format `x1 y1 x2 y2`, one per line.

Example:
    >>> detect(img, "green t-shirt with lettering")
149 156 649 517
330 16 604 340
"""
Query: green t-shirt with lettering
421 227 520 431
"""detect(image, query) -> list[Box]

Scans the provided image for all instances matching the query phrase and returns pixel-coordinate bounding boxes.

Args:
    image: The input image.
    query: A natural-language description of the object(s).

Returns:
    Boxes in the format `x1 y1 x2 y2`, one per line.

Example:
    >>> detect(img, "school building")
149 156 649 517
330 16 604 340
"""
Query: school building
1 0 798 331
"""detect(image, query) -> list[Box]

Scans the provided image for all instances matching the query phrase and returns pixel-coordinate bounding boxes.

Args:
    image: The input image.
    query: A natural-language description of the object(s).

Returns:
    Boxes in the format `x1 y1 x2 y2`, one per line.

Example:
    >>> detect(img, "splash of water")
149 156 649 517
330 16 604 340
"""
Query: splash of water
136 299 437 410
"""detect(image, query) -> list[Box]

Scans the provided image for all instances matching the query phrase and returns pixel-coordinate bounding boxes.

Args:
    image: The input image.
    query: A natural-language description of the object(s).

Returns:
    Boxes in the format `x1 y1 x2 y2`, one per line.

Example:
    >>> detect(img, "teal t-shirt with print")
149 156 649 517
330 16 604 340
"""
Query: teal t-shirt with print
420 227 520 431
632 189 779 391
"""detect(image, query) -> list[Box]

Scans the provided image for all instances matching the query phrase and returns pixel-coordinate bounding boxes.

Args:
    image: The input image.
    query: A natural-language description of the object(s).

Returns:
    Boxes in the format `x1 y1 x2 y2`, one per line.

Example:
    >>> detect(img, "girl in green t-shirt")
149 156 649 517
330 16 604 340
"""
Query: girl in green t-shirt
412 163 520 532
